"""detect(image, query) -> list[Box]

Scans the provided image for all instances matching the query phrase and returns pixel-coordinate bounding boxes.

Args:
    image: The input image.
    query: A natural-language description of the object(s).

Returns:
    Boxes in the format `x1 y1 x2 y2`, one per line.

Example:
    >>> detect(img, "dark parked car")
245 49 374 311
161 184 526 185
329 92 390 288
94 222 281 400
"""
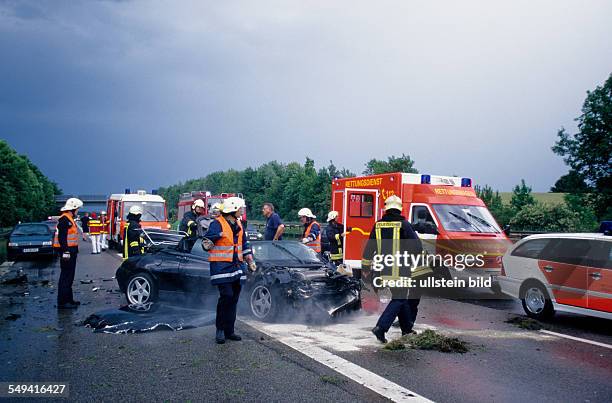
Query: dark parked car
7 223 55 260
245 224 263 241
41 219 59 232
116 240 360 321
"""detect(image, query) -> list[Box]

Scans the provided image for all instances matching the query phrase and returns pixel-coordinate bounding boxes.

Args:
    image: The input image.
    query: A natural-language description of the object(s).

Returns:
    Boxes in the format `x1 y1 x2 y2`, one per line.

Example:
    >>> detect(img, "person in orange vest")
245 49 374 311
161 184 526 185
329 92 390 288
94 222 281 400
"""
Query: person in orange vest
88 213 102 254
99 211 109 251
298 208 321 253
203 197 256 344
53 198 83 309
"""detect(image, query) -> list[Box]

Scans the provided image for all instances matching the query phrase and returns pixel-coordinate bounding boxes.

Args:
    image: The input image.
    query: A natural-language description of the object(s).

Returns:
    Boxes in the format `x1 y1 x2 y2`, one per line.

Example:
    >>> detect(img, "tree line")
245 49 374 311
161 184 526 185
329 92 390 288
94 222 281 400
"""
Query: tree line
159 154 417 222
0 140 61 227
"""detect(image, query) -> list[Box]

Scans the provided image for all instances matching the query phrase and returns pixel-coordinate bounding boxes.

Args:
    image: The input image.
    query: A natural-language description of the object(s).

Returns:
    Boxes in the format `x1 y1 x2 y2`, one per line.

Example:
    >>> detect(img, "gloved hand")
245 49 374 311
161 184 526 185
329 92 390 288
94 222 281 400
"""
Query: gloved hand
301 237 309 244
61 252 71 260
201 238 214 251
248 261 257 272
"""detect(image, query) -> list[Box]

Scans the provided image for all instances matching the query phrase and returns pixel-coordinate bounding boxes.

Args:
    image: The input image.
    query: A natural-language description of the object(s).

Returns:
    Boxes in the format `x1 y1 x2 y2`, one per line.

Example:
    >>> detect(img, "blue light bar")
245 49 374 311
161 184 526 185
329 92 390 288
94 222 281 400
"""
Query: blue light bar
125 188 131 194
421 174 431 184
461 178 472 187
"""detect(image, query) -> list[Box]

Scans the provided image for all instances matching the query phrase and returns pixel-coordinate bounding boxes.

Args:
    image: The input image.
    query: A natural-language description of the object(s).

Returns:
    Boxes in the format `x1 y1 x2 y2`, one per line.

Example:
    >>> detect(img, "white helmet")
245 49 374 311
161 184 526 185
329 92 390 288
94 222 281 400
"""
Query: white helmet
211 202 222 212
327 210 339 222
192 199 205 209
221 197 245 214
298 207 316 219
384 195 403 211
60 198 83 211
101 210 107 215
129 205 143 215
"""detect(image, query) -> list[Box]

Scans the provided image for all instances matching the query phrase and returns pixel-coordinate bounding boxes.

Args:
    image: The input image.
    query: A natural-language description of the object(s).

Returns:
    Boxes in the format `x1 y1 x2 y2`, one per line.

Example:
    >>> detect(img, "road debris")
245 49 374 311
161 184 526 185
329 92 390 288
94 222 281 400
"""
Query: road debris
385 329 469 353
1 272 28 285
80 280 94 284
505 316 547 330
4 313 21 321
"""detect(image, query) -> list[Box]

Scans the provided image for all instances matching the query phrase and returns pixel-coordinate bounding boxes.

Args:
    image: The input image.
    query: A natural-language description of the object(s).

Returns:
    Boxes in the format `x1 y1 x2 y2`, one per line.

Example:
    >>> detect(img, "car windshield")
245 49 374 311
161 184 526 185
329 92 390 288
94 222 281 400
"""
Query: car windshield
432 204 501 233
12 224 51 236
252 241 323 265
124 202 166 222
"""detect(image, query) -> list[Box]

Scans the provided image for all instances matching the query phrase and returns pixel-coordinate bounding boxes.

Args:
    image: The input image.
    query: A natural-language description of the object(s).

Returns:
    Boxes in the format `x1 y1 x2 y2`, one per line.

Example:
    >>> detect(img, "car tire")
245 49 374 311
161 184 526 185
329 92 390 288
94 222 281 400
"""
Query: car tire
521 281 554 320
125 272 158 305
249 282 281 322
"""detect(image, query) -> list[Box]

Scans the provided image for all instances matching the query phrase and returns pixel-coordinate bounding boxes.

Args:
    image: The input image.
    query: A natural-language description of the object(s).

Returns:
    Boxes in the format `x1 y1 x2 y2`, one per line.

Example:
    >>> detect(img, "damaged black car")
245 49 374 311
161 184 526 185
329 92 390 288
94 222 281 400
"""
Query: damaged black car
115 239 360 321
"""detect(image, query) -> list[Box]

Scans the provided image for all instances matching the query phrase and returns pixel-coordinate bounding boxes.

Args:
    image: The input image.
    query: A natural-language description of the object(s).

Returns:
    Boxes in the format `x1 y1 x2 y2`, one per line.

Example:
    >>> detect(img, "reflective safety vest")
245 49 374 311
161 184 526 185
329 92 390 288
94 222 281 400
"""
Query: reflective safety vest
53 212 79 248
88 219 102 235
209 216 243 262
304 221 321 253
100 217 109 234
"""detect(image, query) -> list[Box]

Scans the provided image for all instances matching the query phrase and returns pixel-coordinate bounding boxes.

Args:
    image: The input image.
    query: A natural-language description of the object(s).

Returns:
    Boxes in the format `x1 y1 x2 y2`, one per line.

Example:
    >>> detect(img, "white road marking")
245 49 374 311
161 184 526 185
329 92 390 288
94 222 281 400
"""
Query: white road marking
539 329 612 350
250 322 433 402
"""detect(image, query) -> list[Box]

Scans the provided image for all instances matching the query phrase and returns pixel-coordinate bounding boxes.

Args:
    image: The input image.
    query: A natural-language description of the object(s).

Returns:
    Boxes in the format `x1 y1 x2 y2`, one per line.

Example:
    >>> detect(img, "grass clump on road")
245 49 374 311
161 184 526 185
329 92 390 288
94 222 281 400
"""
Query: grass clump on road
505 316 546 330
384 329 469 353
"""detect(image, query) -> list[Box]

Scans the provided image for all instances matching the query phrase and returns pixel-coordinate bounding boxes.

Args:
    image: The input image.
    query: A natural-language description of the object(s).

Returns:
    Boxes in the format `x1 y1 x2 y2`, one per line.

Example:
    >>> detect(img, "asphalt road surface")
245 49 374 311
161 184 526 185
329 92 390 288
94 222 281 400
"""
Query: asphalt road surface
1 239 611 402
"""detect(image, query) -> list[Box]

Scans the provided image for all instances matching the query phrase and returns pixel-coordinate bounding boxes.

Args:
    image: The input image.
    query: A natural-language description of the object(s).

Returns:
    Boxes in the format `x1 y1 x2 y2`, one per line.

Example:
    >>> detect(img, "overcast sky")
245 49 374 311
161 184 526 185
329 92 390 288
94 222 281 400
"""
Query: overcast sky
1 0 611 195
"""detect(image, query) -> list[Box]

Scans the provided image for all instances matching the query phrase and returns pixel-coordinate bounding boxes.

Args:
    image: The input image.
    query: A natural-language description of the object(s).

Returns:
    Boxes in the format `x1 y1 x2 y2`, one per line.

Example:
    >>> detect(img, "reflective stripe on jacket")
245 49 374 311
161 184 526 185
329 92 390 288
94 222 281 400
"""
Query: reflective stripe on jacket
123 221 145 260
88 219 102 235
53 212 79 248
304 221 321 253
209 216 244 262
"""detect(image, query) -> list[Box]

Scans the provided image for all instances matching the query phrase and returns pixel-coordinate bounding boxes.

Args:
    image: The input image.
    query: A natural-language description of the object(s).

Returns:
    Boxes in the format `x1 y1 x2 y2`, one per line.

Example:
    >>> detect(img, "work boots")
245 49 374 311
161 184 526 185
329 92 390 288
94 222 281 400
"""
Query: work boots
216 329 225 344
226 333 242 341
371 326 387 343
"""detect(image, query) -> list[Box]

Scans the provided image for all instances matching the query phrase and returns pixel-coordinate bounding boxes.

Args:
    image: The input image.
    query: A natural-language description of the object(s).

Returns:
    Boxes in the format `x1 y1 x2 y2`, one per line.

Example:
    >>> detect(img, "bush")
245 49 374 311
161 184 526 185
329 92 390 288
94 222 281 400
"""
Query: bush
509 202 597 232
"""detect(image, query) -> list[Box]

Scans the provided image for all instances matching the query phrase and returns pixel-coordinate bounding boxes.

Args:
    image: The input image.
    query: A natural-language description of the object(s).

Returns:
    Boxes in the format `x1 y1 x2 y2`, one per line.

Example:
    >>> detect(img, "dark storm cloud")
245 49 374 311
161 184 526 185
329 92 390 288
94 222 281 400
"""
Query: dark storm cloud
1 0 611 194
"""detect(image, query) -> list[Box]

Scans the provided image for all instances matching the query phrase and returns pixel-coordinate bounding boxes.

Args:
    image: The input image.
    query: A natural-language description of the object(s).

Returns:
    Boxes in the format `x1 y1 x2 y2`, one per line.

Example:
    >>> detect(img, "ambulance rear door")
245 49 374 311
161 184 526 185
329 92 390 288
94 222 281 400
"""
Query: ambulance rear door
343 188 379 267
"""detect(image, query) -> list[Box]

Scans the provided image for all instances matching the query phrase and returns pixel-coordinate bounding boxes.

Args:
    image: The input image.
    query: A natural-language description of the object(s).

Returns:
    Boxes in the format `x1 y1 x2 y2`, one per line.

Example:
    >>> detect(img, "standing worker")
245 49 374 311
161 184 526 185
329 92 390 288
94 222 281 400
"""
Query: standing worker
361 195 430 343
123 205 145 260
180 199 205 236
204 197 256 344
53 197 83 309
325 211 351 266
298 208 320 253
99 211 109 251
81 212 90 239
88 213 102 254
262 202 285 241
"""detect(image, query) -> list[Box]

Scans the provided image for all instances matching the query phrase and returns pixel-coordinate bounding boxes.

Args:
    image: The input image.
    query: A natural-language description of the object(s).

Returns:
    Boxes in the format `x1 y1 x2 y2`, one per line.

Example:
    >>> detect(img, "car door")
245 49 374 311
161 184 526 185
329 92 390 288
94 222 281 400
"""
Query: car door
585 240 612 313
178 241 212 295
154 249 183 292
538 238 590 308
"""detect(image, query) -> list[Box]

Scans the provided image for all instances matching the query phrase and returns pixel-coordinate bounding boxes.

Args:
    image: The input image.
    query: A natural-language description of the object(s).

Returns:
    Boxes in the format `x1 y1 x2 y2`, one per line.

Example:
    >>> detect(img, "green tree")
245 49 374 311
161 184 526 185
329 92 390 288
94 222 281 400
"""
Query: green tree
552 73 612 219
475 184 513 226
510 202 596 232
550 169 589 193
510 179 535 211
0 140 61 226
363 154 418 175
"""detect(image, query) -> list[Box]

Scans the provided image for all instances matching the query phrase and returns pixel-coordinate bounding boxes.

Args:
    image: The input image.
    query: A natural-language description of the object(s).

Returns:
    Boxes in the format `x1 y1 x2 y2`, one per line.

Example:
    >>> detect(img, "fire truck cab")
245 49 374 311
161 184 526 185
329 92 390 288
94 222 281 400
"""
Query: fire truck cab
106 190 169 248
177 191 247 222
332 173 511 281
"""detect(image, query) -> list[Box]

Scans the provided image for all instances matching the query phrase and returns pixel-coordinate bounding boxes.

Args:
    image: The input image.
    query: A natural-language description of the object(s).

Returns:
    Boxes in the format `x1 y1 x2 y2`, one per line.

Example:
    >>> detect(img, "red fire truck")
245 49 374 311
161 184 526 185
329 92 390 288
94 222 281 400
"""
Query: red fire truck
106 190 169 248
177 191 247 222
331 173 511 283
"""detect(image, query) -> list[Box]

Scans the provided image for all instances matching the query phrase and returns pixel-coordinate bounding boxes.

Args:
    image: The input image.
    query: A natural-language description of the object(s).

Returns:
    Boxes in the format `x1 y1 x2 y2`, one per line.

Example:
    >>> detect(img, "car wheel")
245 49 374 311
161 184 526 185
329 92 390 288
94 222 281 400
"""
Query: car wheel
249 283 280 321
126 273 158 305
521 282 554 320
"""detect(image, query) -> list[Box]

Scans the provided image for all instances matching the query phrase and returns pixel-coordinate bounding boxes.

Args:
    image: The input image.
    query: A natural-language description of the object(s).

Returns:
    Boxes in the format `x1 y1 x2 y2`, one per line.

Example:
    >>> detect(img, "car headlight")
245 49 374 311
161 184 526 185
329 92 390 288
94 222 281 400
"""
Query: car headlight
8 242 18 247
42 241 52 246
257 233 262 239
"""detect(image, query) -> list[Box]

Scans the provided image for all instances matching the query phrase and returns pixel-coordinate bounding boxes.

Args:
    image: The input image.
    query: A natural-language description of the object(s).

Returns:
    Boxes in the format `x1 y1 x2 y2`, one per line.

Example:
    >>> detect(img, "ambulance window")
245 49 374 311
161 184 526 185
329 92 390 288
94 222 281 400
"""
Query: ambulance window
411 206 435 225
349 194 374 217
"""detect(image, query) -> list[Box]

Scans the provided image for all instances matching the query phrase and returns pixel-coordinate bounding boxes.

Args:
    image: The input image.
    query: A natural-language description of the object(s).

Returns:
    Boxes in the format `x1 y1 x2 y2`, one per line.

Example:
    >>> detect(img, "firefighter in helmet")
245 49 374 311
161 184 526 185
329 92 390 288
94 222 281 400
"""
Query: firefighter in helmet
203 197 256 344
54 198 84 309
298 208 321 253
325 210 351 266
210 202 222 218
362 195 431 343
123 205 145 260
180 199 206 236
